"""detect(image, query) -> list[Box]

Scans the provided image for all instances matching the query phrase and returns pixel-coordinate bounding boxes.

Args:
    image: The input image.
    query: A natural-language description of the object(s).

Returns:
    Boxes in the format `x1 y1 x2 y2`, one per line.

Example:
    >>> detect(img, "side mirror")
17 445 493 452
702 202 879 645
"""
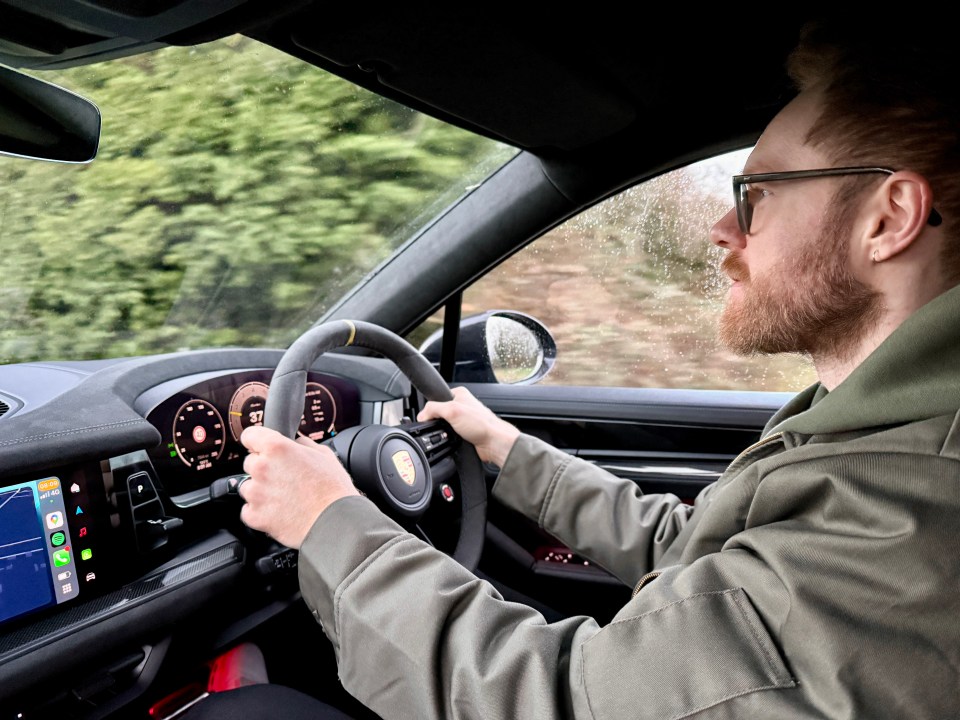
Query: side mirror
0 64 101 163
420 310 557 384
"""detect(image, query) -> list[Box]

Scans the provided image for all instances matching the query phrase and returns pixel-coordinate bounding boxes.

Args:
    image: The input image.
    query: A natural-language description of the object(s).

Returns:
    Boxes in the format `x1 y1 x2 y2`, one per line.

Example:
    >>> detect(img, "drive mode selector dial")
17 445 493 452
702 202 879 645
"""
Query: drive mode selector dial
172 398 226 471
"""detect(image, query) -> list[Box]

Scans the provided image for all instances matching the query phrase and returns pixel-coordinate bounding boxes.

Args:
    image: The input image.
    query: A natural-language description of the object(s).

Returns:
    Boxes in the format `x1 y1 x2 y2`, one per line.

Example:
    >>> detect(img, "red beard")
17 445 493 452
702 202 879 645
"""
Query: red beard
717 203 881 359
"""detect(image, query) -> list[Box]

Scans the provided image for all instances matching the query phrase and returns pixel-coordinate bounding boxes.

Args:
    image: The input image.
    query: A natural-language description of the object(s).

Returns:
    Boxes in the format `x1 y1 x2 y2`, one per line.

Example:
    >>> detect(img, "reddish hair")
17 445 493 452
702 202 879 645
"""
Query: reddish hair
787 18 960 283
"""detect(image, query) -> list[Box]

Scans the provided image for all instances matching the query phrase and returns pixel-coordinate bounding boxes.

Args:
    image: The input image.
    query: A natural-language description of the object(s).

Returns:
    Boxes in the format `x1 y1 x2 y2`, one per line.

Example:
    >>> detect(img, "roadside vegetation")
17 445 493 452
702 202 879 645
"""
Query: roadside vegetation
0 37 814 391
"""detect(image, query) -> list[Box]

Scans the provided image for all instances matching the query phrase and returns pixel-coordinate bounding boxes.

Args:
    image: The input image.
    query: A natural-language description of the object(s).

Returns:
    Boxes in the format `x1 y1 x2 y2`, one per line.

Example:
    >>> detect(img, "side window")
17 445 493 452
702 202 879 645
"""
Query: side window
418 149 816 392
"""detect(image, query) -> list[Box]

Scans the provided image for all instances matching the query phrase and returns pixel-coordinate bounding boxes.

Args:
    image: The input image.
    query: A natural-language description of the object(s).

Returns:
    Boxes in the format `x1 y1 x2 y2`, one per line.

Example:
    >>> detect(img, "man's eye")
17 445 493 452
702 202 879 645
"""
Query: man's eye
747 186 770 201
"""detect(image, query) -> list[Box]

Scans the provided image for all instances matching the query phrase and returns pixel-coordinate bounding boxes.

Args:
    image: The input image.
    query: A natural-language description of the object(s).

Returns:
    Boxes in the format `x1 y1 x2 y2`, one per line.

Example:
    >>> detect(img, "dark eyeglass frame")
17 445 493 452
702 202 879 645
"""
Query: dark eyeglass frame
732 166 943 234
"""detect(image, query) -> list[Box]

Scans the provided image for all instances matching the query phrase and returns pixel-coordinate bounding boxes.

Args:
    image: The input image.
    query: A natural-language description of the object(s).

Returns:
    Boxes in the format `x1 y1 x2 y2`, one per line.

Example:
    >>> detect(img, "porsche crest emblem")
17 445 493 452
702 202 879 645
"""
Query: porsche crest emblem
392 450 417 486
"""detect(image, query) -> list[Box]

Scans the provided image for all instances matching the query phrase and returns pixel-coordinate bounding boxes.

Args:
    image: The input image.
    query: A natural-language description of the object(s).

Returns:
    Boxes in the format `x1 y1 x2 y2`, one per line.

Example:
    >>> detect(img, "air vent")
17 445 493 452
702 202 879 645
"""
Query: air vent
0 392 20 420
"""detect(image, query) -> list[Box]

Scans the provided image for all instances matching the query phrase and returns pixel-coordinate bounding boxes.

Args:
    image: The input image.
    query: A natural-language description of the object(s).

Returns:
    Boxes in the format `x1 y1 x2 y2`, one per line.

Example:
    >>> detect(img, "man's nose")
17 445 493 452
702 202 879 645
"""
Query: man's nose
709 207 746 249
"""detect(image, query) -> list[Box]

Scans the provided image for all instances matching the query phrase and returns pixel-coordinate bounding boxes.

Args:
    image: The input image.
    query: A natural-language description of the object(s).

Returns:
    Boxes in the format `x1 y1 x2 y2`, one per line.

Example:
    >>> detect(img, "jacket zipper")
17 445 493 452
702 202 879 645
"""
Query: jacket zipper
630 431 785 599
632 570 662 598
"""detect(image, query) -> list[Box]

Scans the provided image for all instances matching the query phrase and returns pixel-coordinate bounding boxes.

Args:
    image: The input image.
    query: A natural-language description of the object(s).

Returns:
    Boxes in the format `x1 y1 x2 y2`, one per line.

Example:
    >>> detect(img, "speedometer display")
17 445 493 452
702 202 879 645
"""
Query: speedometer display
146 369 361 492
172 399 226 470
228 381 269 441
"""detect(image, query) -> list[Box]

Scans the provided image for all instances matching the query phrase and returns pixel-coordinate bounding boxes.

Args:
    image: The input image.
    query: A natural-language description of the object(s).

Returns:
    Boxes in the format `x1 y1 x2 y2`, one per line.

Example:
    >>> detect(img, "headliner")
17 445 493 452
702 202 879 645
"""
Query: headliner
0 3 810 162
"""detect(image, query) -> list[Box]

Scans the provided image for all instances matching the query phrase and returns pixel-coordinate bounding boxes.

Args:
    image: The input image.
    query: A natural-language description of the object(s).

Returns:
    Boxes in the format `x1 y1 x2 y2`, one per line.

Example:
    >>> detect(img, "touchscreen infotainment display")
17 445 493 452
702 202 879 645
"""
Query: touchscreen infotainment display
0 464 109 627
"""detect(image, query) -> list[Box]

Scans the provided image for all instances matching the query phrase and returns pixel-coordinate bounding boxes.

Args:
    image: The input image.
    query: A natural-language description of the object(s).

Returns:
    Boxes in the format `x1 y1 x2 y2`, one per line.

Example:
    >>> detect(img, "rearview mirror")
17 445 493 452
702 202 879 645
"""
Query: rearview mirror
0 64 100 163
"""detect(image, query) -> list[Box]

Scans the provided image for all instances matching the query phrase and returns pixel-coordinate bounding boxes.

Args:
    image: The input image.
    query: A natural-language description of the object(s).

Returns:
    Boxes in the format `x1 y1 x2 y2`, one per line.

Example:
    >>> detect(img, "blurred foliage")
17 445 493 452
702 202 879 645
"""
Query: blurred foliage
0 37 515 363
0 38 813 392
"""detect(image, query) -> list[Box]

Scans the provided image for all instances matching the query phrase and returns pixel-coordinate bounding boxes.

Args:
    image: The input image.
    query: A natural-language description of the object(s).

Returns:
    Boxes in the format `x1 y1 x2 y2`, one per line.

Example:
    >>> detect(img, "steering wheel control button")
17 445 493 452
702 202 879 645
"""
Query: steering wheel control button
439 483 455 502
406 420 457 462
420 429 450 453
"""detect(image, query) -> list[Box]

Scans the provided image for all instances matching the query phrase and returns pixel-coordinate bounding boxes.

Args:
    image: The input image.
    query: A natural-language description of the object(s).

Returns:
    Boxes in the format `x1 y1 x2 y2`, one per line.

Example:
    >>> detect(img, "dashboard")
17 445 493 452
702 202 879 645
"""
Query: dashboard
0 348 413 713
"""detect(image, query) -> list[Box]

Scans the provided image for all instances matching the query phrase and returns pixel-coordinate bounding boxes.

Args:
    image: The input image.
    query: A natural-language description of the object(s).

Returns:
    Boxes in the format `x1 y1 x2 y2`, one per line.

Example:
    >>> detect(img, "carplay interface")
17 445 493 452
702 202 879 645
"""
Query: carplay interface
0 469 103 627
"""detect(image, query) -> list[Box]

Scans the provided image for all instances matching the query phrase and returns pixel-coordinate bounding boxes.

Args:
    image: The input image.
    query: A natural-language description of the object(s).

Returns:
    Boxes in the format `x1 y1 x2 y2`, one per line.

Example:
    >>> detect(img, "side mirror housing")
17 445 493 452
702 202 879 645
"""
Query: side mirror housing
420 310 557 384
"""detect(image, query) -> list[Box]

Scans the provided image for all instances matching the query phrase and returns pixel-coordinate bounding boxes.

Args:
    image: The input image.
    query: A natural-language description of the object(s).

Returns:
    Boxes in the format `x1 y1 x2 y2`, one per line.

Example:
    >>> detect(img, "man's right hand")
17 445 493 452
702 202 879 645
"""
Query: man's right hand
417 386 520 467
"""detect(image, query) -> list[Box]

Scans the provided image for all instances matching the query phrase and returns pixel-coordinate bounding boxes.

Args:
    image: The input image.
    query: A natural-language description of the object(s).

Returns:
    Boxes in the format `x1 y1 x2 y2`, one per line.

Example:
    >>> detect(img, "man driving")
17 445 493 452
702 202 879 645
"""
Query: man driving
191 17 960 720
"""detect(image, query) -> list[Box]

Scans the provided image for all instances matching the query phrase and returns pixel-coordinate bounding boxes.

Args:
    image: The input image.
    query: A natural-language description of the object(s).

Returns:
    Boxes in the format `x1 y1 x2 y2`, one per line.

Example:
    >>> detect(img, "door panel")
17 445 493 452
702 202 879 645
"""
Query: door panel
462 382 793 622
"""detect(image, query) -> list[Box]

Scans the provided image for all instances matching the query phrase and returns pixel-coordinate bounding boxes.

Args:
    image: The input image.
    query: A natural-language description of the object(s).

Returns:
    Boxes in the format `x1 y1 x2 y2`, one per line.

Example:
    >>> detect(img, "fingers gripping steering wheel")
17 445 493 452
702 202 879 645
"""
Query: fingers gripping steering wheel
262 319 487 571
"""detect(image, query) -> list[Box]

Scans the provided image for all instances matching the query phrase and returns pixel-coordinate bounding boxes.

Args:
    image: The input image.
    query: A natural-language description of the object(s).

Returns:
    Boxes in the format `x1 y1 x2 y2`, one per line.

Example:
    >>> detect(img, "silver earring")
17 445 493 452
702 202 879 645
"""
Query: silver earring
872 249 880 263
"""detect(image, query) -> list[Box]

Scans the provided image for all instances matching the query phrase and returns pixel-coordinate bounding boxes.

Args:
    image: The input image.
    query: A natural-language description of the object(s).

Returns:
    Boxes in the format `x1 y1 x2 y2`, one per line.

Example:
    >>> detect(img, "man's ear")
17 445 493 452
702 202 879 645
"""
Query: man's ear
867 170 937 262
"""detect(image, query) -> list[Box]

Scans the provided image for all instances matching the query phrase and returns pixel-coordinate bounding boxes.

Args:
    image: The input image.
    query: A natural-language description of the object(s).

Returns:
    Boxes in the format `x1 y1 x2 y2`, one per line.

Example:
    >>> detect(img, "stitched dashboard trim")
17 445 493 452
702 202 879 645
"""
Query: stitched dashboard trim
0 419 152 447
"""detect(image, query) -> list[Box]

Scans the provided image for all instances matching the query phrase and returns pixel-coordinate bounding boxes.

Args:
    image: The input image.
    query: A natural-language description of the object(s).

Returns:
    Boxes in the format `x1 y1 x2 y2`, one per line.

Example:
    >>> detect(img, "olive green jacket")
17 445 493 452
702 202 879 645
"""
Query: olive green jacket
299 285 960 719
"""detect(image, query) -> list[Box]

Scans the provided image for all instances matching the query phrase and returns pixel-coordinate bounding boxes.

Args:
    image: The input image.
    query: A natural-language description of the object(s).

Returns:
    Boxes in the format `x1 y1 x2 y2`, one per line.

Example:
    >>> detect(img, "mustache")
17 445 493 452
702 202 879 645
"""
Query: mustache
721 253 749 282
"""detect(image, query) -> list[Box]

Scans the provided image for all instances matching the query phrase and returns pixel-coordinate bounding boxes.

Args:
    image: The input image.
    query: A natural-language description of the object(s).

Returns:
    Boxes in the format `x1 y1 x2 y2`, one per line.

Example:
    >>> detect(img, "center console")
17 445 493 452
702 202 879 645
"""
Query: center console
0 454 247 711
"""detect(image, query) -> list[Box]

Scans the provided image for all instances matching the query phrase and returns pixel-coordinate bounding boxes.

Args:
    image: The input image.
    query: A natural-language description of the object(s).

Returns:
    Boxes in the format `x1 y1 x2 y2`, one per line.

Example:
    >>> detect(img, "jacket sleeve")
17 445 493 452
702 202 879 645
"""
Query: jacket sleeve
491 434 698 585
298 496 798 720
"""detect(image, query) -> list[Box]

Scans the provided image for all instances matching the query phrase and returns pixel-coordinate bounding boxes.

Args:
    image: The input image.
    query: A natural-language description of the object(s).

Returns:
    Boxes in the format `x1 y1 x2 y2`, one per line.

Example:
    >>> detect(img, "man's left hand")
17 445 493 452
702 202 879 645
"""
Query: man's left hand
238 425 360 549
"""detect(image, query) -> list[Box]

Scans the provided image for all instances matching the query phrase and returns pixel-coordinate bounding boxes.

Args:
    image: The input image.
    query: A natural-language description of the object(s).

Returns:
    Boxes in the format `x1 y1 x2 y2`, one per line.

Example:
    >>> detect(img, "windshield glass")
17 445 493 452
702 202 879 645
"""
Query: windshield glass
0 37 516 364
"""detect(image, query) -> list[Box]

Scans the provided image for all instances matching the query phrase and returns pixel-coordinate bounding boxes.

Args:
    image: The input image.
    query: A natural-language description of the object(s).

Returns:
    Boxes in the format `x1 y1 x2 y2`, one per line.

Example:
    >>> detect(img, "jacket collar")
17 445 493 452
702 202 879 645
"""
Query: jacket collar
767 283 960 436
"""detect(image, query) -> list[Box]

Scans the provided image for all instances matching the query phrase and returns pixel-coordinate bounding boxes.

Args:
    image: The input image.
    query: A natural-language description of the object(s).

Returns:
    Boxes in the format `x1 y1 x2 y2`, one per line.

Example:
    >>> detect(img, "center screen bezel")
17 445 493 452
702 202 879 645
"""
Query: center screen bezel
0 461 115 631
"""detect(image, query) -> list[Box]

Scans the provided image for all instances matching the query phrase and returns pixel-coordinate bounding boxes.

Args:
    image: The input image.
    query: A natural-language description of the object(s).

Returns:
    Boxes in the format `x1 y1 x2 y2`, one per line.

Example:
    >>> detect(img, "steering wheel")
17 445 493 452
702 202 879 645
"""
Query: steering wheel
262 319 487 571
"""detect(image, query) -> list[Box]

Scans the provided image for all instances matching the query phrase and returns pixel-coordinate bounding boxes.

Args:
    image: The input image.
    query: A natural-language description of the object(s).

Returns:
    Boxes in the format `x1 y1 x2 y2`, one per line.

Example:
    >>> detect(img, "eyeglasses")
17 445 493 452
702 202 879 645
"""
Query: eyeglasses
732 166 944 234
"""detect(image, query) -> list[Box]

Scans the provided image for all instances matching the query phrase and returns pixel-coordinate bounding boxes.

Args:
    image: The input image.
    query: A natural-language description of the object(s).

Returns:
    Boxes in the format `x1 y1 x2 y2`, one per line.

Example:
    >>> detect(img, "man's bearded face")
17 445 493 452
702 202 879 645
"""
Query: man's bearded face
717 196 882 359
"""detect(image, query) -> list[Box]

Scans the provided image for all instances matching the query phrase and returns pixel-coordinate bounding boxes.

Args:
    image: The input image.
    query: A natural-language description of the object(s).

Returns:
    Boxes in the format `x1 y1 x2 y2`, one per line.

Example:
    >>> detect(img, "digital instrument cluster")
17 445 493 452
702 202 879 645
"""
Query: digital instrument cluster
144 369 360 493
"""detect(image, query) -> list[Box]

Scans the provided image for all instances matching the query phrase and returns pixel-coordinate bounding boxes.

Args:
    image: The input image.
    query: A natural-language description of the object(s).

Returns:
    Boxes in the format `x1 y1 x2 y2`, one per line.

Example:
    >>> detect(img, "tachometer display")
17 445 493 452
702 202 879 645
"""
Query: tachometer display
172 399 226 470
228 381 270 441
146 369 361 493
299 382 338 441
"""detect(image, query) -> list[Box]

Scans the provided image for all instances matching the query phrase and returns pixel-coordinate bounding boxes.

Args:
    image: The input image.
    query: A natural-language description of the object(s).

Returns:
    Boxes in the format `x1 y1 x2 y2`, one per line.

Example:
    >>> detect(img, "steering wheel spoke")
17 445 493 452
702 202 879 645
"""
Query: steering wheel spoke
263 319 486 571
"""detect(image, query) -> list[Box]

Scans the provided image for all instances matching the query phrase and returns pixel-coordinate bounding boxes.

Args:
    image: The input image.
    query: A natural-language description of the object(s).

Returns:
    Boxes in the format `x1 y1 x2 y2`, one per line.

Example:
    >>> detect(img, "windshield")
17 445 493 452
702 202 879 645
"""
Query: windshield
0 37 516 364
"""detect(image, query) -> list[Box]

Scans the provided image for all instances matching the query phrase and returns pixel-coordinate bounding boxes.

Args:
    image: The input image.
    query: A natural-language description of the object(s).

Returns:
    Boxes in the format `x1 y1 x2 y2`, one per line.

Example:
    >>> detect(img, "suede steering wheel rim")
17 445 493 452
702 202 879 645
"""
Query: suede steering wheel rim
263 319 487 571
